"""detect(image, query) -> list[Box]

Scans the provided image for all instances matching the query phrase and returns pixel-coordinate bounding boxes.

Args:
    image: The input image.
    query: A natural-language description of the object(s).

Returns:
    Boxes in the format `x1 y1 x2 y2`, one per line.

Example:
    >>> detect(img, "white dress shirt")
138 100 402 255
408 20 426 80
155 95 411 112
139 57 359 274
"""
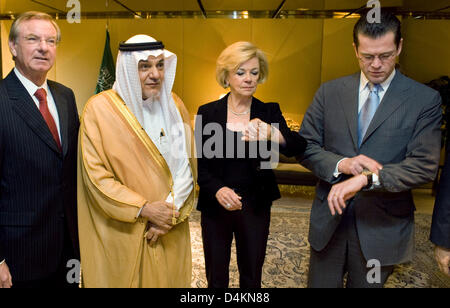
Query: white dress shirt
14 68 61 140
358 69 396 113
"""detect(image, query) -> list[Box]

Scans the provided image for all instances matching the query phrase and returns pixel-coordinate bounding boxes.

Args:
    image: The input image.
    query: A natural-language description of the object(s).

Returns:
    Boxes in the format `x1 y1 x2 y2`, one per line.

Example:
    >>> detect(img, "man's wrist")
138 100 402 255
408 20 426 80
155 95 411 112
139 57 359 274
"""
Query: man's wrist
359 173 369 188
334 158 348 178
137 203 148 218
361 170 374 189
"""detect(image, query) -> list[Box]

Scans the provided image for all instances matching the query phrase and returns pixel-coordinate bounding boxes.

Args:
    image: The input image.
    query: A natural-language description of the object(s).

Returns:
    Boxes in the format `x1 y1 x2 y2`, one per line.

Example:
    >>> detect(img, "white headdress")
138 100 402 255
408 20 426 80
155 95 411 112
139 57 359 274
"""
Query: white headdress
113 35 192 209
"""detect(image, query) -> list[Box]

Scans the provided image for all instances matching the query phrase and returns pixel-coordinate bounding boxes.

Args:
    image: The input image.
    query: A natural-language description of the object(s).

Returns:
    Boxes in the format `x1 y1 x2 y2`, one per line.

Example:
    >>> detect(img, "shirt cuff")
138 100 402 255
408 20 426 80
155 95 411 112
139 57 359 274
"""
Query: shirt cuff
136 204 146 219
365 172 381 190
373 172 380 186
0 259 5 266
333 158 348 178
165 193 174 205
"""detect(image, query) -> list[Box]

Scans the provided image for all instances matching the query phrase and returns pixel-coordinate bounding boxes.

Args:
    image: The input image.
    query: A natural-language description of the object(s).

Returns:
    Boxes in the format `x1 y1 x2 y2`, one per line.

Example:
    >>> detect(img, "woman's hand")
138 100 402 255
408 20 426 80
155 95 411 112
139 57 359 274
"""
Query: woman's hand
241 118 271 141
241 118 286 145
215 187 242 211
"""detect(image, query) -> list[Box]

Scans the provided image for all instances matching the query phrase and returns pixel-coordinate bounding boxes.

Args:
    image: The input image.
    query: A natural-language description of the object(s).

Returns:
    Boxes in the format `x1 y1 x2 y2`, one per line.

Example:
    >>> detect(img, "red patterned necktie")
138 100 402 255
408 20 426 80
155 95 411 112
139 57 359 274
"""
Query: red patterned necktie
34 88 62 152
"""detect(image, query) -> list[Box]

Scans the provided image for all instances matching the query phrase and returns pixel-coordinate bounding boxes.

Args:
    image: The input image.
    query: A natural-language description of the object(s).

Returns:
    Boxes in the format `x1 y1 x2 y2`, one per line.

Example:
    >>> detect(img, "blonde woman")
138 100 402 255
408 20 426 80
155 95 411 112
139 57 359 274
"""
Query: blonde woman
195 41 306 288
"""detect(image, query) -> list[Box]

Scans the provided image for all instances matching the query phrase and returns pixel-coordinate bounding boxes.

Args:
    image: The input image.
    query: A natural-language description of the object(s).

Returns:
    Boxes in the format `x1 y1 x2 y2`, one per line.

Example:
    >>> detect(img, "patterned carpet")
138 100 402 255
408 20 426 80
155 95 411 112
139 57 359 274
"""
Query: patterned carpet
190 194 450 288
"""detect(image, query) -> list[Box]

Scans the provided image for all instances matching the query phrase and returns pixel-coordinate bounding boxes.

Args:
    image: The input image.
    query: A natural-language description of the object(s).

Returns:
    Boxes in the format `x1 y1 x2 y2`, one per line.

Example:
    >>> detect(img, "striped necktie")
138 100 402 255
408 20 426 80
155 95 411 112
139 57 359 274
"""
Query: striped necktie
358 83 381 147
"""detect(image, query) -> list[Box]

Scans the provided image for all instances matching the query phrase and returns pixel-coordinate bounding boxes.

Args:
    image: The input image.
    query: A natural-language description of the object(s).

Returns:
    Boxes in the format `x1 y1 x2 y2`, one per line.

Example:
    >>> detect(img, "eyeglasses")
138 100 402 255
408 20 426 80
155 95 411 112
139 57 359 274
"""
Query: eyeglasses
22 35 58 47
358 51 396 64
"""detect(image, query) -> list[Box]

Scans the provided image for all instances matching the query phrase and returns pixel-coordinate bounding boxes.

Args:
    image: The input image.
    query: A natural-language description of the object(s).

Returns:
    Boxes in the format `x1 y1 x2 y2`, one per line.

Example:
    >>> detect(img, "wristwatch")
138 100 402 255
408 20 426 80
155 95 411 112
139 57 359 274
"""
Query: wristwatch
362 170 373 189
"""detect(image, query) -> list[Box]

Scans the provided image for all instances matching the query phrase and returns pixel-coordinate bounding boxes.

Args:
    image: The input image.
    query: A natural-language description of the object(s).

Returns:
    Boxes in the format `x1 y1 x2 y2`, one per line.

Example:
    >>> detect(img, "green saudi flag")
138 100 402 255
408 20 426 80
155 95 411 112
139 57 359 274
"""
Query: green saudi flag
95 29 115 94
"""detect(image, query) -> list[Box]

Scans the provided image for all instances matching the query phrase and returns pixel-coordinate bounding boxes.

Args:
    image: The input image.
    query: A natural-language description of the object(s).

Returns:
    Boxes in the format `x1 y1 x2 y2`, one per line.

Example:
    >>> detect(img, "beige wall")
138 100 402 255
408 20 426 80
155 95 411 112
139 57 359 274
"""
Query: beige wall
1 18 326 123
1 17 449 122
252 19 323 117
400 19 450 83
321 19 359 83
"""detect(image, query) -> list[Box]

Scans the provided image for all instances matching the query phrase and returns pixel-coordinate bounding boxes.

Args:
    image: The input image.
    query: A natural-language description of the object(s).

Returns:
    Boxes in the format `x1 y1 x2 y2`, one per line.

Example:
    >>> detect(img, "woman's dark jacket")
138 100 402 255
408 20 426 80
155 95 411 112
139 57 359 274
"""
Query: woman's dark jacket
195 94 307 213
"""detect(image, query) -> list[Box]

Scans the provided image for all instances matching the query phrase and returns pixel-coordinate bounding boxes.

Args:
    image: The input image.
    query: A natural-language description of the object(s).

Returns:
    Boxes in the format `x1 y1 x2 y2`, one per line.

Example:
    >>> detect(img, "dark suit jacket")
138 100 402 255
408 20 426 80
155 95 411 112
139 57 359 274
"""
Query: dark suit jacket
195 93 306 213
431 147 450 249
0 70 80 281
299 70 442 266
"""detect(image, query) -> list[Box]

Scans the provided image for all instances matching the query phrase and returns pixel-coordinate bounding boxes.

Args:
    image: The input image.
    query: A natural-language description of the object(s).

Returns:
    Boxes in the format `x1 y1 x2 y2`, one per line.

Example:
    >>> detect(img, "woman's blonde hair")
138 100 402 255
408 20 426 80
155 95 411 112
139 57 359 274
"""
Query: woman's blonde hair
216 41 269 89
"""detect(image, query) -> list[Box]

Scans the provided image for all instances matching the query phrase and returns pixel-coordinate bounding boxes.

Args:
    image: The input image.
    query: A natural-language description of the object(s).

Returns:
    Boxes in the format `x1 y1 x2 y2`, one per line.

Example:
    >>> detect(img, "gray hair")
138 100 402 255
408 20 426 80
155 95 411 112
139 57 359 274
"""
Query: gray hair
9 11 61 44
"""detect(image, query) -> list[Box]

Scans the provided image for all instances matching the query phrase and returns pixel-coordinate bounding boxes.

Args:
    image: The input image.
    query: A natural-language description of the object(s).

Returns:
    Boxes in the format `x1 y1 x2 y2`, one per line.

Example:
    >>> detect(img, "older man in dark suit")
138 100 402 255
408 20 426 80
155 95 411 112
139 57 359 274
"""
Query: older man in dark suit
299 11 442 287
0 11 79 288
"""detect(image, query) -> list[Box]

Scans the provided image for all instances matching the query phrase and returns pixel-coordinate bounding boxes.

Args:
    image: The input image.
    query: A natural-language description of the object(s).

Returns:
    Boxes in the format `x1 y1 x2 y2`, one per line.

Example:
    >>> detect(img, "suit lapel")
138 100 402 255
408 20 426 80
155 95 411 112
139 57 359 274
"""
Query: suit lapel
214 93 228 130
250 96 266 121
339 73 360 152
6 71 61 154
361 71 409 145
49 81 69 156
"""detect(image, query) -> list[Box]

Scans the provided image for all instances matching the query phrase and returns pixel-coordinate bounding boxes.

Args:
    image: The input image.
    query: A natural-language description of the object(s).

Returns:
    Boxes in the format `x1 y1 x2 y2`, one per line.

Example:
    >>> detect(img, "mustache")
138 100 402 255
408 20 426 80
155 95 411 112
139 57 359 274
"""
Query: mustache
145 81 161 85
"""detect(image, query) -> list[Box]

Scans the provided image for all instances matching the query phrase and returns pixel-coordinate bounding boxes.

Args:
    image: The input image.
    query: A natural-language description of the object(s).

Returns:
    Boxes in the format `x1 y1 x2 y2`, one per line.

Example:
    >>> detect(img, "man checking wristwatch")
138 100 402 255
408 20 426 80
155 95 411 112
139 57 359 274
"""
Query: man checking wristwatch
327 156 383 216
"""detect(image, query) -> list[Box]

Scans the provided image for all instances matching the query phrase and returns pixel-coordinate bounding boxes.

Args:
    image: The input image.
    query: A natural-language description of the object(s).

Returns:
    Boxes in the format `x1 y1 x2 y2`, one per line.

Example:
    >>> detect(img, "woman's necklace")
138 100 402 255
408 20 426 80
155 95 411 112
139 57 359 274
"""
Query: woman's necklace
229 108 250 116
228 98 251 116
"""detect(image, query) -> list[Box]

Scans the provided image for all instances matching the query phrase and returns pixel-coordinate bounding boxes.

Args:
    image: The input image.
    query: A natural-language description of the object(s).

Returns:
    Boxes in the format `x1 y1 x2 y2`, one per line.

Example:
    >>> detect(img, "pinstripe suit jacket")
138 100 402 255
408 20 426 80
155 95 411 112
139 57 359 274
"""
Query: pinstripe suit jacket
0 70 80 281
299 70 442 266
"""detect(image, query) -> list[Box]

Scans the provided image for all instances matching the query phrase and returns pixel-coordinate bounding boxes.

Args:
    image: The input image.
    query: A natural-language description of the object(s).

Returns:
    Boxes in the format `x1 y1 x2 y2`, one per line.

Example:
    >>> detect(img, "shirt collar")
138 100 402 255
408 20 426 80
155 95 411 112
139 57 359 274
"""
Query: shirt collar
359 69 396 93
14 67 49 97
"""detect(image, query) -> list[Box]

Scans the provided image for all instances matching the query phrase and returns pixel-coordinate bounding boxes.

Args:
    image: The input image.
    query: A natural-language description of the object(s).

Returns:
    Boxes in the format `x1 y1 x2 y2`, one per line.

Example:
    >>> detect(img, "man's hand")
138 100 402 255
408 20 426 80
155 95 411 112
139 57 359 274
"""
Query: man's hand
0 261 13 288
215 187 242 211
140 201 179 231
434 246 450 276
327 174 367 216
338 154 383 176
145 223 170 246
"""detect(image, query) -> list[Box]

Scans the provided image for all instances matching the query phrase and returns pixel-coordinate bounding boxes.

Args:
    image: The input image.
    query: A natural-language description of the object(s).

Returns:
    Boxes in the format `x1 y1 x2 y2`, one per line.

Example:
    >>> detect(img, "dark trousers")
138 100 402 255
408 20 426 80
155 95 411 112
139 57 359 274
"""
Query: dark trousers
12 222 78 289
201 203 271 288
308 203 394 288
